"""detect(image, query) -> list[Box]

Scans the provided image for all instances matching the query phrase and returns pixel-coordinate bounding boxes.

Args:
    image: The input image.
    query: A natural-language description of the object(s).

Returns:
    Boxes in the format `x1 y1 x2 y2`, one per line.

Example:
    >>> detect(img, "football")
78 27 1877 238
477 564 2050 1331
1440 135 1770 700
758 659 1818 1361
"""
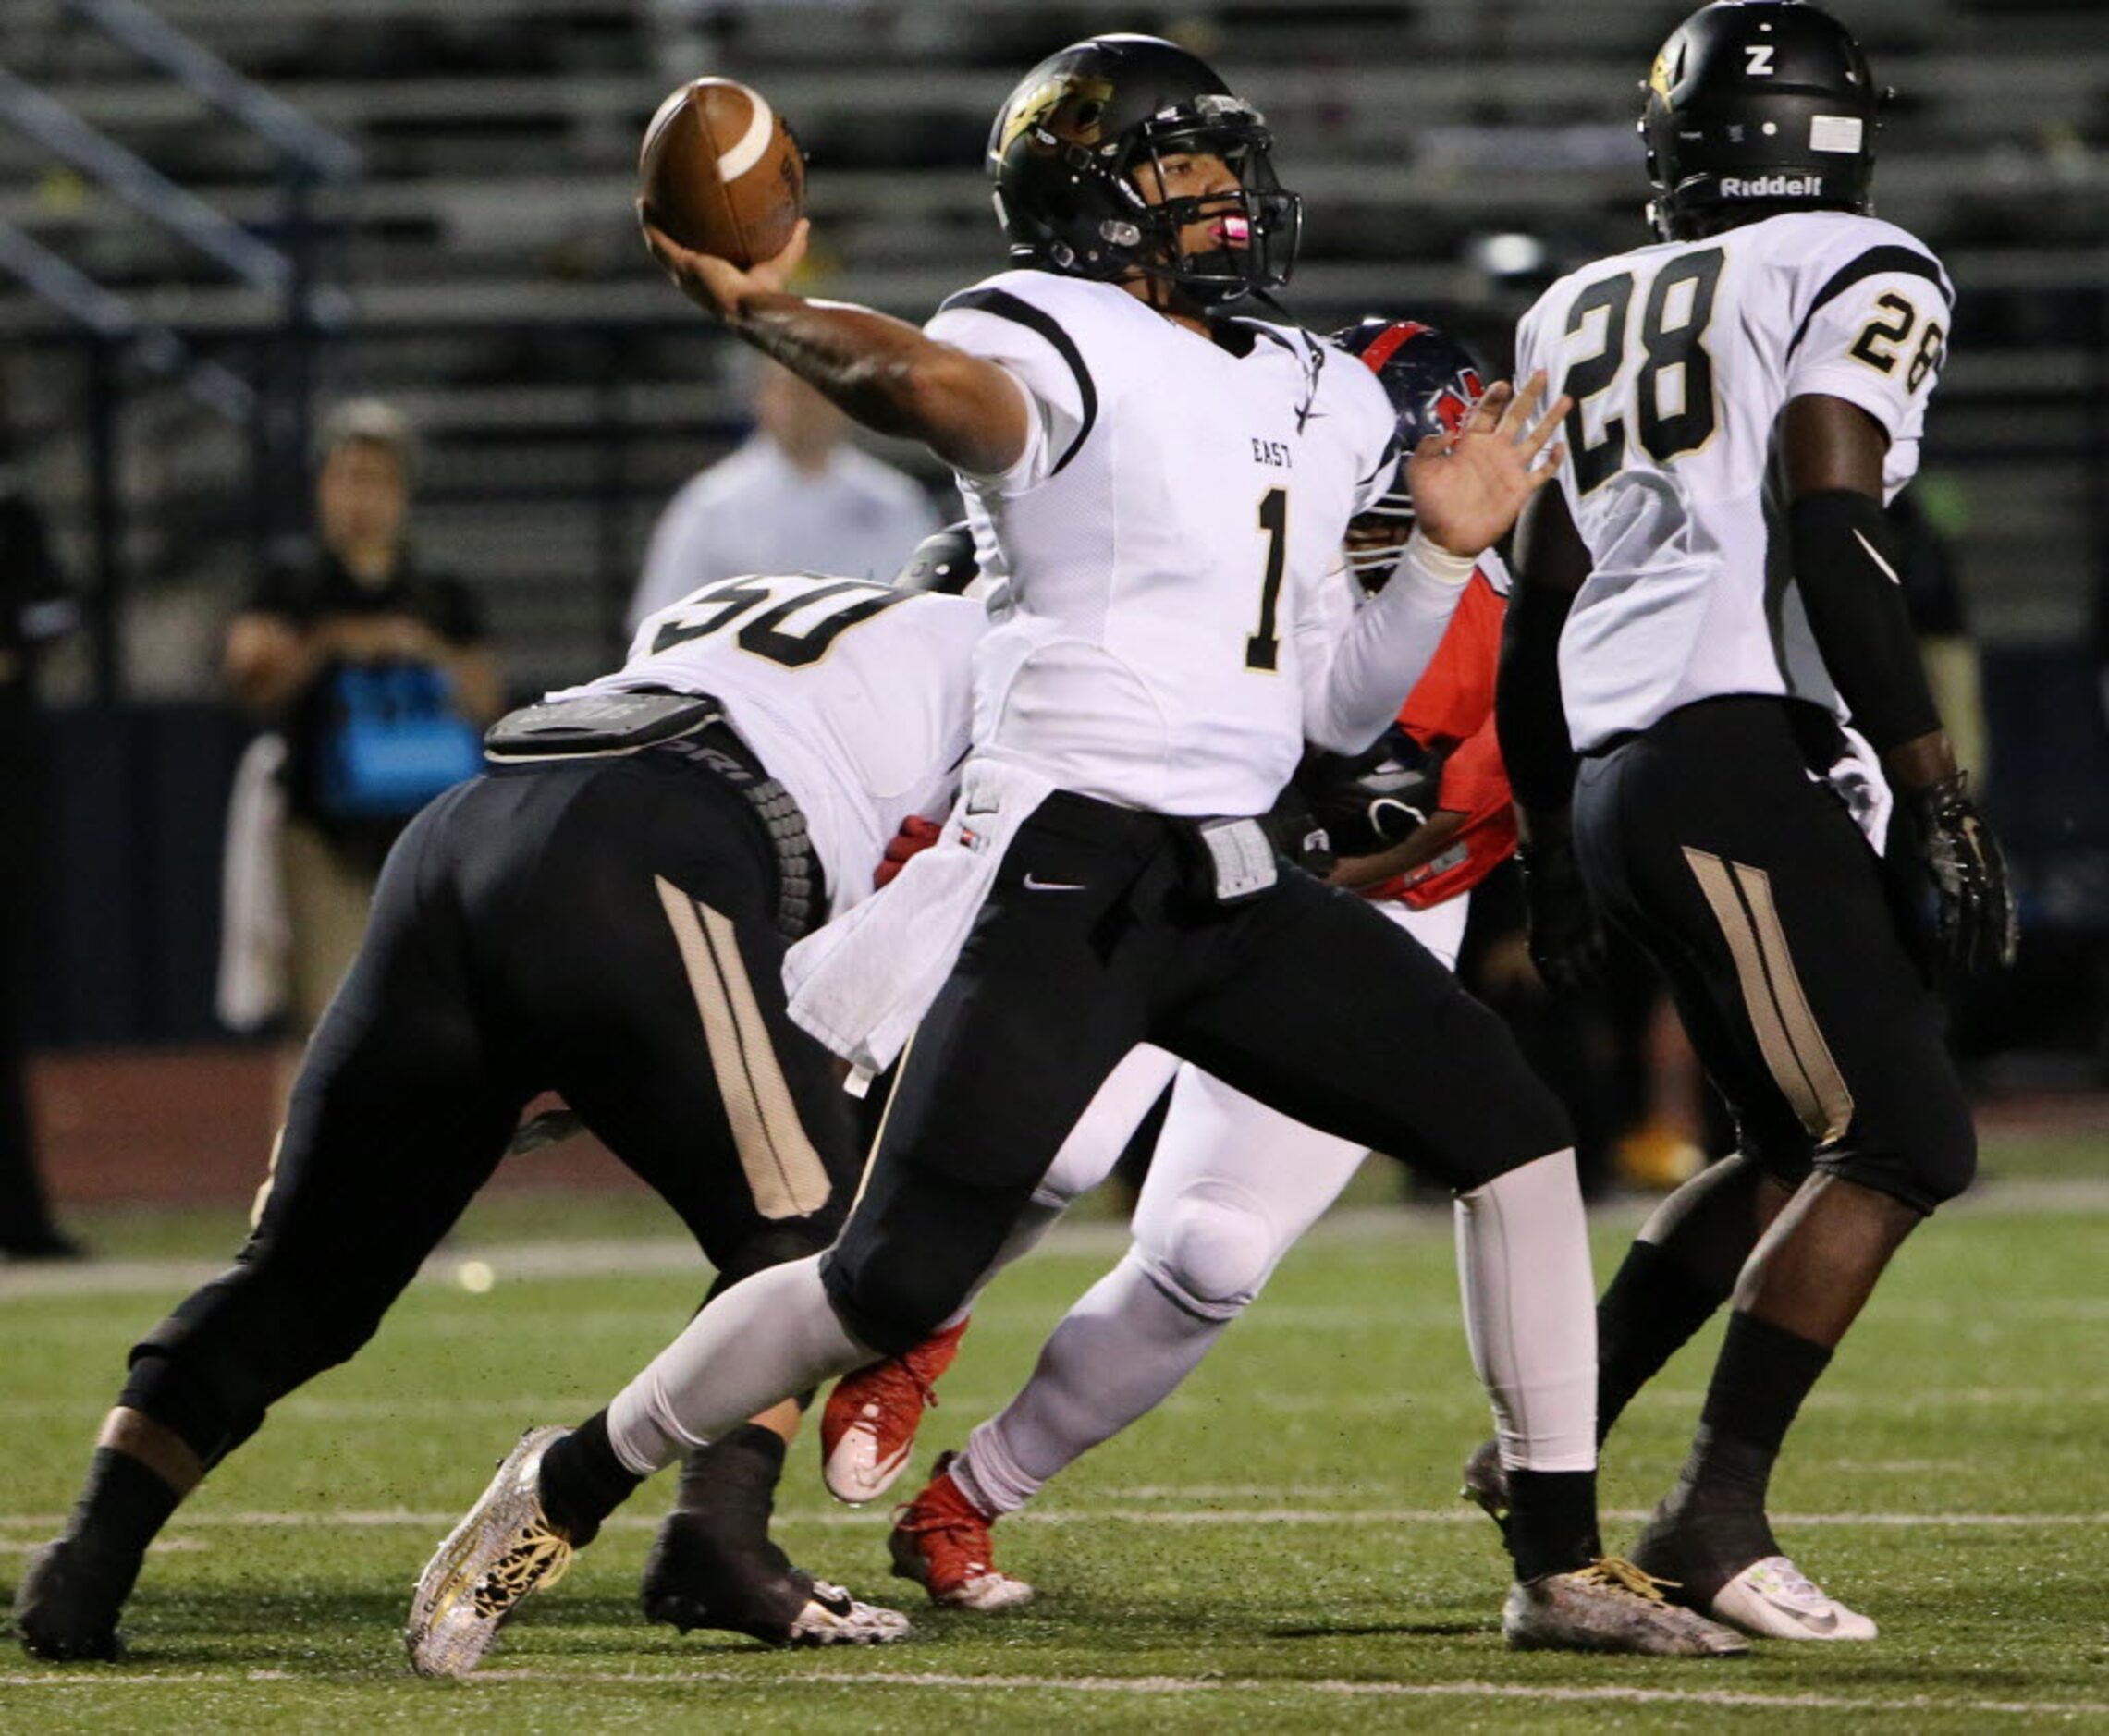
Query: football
638 76 804 267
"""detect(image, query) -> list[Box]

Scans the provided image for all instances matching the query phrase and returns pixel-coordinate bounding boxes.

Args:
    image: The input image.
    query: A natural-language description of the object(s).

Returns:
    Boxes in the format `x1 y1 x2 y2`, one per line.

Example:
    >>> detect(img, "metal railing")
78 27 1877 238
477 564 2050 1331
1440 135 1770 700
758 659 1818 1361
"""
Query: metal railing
0 5 360 699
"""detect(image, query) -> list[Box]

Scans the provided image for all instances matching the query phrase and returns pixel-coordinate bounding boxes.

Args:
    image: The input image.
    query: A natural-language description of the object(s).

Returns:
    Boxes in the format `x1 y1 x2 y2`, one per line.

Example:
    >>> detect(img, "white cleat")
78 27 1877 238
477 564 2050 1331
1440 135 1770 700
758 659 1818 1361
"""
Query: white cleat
1709 1556 1878 1642
1504 1558 1750 1657
406 1425 577 1678
783 1579 914 1646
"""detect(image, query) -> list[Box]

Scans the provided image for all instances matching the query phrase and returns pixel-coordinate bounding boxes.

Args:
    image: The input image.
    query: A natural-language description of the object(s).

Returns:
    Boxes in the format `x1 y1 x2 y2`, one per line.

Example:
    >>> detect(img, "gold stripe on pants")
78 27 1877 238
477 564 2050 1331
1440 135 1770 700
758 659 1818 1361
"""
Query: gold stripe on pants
655 875 833 1220
1682 847 1856 1146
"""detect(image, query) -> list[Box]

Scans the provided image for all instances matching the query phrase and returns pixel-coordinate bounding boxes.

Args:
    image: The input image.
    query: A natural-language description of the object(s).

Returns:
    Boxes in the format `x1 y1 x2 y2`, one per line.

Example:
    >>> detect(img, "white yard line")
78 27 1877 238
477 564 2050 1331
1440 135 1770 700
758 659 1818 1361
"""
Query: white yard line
6 1383 2107 1424
7 1177 2104 1304
2 1507 2102 1533
2 1664 2103 1718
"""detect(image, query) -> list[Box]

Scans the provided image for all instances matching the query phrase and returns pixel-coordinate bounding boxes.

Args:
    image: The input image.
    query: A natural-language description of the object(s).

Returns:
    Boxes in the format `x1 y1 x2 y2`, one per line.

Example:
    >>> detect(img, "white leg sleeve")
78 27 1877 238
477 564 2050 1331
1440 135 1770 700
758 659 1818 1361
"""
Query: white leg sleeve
1035 1043 1183 1204
953 1060 1367 1515
1393 892 1469 973
954 1249 1220 1516
1453 1148 1598 1473
604 1255 874 1476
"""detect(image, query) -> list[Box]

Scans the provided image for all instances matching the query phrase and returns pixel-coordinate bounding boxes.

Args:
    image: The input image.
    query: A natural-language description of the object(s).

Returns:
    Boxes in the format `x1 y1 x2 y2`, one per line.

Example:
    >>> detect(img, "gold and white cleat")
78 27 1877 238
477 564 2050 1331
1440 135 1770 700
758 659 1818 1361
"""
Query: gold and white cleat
1504 1557 1750 1657
406 1425 577 1678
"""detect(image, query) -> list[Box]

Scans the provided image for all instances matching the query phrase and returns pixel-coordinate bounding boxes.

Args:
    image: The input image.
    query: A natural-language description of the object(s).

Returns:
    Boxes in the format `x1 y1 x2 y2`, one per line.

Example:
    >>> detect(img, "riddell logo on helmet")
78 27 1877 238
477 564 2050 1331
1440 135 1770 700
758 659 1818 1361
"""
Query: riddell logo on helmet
1721 173 1824 199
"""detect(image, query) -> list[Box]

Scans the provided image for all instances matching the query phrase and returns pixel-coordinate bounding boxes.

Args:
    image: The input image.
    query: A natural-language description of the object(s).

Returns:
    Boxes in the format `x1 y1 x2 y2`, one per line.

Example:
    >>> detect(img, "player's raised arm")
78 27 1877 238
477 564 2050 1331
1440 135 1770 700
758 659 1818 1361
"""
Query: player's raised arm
641 212 1031 479
1304 374 1567 755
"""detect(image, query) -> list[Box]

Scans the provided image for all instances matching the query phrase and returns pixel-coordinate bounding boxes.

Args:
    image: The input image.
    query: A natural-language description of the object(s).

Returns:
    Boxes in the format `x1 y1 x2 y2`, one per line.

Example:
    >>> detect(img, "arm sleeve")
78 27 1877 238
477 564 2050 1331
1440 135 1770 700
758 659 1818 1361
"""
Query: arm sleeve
924 287 1094 494
1495 571 1579 816
1298 533 1477 756
1789 488 1941 754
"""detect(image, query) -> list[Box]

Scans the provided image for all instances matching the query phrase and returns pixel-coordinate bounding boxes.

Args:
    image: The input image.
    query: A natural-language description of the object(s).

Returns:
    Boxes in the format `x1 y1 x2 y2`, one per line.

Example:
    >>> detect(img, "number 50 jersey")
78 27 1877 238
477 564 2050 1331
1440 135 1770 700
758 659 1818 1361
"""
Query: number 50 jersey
1515 210 1953 752
555 573 987 917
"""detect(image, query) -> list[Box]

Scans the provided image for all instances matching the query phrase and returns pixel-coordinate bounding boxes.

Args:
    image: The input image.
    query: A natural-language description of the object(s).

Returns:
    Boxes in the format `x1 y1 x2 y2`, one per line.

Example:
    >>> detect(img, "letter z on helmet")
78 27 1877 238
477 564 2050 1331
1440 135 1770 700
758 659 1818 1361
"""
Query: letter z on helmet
1642 0 1887 240
988 32 1301 304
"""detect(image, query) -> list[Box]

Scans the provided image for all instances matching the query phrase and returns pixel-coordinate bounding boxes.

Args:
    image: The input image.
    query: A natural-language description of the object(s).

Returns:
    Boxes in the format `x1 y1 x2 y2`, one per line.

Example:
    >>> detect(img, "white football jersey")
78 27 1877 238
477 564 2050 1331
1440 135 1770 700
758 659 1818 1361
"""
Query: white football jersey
554 574 985 916
925 269 1401 816
1514 211 1952 751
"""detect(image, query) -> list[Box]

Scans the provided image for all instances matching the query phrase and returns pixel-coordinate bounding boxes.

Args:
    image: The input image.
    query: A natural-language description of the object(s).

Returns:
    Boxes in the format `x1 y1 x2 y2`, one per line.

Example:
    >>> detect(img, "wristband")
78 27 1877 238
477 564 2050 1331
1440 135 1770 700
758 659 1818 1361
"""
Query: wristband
1402 528 1478 588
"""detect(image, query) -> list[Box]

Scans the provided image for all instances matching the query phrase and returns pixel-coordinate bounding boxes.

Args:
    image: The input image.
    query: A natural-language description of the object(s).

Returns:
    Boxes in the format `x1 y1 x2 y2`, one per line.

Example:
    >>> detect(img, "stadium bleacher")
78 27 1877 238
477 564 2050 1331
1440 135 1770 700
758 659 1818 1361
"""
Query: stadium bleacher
0 0 2102 690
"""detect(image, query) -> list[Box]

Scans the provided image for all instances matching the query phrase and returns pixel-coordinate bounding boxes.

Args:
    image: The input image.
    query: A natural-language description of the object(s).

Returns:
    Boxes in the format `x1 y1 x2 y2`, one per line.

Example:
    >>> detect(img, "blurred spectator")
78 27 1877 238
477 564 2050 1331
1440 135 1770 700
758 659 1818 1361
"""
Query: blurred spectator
626 359 941 633
0 389 82 1258
221 401 501 1046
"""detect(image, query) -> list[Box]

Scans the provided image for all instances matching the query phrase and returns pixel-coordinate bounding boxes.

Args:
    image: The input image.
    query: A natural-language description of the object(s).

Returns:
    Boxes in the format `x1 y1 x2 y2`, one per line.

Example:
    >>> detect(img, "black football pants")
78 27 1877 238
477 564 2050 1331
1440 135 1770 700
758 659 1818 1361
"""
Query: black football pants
1571 696 1974 1215
823 790 1572 1353
125 748 861 1468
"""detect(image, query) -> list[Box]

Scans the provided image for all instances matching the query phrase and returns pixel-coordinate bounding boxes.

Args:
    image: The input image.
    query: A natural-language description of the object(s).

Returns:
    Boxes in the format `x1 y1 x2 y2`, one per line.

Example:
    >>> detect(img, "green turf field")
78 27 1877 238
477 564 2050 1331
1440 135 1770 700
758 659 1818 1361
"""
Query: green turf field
5 1138 2105 1731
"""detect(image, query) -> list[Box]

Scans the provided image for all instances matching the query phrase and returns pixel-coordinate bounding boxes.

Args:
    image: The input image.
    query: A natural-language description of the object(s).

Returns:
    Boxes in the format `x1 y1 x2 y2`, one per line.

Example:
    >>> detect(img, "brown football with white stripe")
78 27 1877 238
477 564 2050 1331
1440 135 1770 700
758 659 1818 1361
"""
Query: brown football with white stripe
639 77 804 268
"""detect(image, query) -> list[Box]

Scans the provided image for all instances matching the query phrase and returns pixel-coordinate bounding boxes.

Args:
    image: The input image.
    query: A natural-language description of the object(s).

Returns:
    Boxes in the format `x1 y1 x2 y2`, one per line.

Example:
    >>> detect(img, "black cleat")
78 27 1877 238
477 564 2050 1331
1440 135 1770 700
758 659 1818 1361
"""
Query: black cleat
641 1509 907 1646
12 1536 137 1662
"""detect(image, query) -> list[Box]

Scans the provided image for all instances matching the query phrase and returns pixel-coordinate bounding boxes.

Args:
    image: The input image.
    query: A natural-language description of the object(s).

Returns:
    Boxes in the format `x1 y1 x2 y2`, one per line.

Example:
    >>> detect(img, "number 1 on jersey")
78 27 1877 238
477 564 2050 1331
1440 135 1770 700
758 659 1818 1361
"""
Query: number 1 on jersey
1246 485 1288 672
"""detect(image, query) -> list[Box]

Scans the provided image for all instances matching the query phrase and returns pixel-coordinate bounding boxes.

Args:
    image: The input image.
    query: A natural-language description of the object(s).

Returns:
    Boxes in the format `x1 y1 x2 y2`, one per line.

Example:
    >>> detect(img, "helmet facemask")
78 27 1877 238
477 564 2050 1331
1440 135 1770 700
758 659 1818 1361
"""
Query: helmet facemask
1344 470 1415 593
1103 101 1302 305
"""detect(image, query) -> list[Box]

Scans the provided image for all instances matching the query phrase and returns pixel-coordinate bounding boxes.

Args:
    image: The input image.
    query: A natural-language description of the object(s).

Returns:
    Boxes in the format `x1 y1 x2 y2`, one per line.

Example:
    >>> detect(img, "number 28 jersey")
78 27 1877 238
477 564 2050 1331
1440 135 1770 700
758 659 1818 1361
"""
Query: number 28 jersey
554 574 987 917
1514 211 1953 752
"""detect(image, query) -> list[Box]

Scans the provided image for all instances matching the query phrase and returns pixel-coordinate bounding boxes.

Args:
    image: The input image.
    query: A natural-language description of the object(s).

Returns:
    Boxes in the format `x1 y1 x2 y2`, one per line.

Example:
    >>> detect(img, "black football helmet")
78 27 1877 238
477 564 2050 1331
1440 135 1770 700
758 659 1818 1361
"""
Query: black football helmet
893 522 979 595
987 33 1301 305
1330 319 1487 590
1642 0 1886 241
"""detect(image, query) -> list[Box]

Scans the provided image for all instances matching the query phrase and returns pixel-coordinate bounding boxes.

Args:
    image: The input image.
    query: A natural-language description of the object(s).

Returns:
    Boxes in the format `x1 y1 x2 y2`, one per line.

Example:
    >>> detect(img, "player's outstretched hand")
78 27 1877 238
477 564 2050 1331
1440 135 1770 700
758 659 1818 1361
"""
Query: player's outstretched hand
639 205 811 323
1409 372 1571 561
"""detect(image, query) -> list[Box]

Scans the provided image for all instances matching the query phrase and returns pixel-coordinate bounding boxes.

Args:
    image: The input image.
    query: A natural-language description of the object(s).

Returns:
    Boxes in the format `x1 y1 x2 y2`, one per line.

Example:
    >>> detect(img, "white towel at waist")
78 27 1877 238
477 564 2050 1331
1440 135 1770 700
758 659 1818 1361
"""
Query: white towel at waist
216 731 290 1032
1816 722 1894 855
784 757 1056 1084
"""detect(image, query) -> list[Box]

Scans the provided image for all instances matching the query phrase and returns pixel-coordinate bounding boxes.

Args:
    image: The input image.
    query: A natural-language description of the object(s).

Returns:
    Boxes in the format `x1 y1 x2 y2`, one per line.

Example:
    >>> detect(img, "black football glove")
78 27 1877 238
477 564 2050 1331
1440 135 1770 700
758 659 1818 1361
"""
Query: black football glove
1517 824 1606 996
1260 781 1336 877
1905 771 2019 975
1296 727 1446 859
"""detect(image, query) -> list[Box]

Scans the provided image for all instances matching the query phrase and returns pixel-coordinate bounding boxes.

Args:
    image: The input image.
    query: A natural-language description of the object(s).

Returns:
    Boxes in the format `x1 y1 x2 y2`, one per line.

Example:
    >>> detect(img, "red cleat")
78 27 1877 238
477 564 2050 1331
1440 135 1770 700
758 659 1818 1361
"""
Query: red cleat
819 1316 970 1505
887 1452 1034 1611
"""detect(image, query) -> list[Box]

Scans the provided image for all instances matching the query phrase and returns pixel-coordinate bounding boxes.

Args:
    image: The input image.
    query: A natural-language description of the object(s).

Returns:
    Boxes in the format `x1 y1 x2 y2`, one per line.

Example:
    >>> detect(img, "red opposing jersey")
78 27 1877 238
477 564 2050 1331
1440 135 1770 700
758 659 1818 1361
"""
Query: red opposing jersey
1370 559 1515 911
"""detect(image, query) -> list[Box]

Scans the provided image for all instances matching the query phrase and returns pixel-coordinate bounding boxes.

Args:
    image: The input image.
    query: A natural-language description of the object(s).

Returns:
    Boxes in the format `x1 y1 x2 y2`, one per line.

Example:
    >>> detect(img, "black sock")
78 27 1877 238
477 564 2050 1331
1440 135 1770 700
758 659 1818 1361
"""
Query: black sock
66 1449 183 1558
537 1411 644 1546
1505 1468 1602 1583
1696 1311 1833 1475
1634 1313 1833 1600
644 1427 803 1633
672 1424 787 1522
1596 1240 1730 1445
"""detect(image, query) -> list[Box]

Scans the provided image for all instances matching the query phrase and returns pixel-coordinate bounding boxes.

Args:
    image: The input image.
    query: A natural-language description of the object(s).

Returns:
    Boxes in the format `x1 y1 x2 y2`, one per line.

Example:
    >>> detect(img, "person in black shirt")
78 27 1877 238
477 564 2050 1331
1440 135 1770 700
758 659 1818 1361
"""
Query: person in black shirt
222 401 500 1040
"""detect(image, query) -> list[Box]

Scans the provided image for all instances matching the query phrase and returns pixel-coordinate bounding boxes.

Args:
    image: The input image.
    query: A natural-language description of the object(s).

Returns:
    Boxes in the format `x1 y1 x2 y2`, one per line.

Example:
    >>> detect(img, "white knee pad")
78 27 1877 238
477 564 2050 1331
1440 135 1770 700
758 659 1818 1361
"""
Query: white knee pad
1135 1180 1280 1322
